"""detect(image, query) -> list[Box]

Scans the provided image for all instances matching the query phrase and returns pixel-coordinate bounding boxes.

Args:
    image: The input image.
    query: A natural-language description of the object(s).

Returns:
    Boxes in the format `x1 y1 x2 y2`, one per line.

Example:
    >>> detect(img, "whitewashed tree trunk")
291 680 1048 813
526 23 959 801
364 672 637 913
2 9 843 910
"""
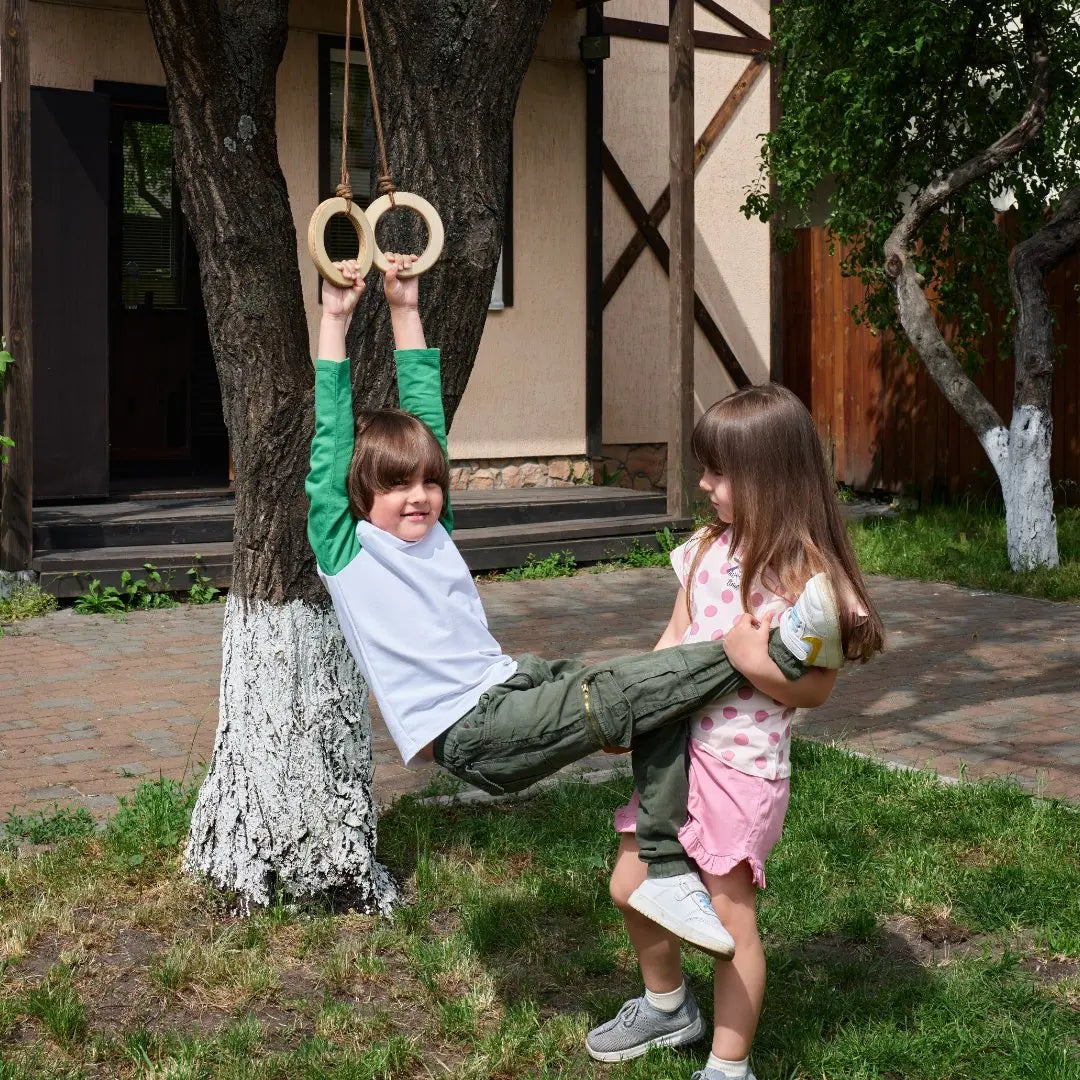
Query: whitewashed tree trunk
1002 407 1058 570
146 0 552 909
184 595 398 912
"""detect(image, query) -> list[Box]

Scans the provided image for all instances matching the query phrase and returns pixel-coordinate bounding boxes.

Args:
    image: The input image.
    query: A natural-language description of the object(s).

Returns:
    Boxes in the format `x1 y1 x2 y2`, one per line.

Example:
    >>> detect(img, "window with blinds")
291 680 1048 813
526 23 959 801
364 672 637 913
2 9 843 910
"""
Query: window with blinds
121 119 184 310
319 39 511 308
326 48 377 262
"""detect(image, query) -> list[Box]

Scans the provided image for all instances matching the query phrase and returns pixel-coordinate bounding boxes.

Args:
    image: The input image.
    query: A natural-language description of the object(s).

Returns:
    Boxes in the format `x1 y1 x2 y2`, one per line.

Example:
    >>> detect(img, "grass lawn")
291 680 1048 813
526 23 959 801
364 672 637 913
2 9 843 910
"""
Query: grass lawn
849 505 1080 601
1 746 1077 1079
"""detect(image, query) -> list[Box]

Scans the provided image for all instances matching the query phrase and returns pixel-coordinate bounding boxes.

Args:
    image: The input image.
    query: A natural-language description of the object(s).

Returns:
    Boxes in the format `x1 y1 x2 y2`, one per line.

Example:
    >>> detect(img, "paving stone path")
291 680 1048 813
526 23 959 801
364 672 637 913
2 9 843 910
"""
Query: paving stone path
1 570 1077 820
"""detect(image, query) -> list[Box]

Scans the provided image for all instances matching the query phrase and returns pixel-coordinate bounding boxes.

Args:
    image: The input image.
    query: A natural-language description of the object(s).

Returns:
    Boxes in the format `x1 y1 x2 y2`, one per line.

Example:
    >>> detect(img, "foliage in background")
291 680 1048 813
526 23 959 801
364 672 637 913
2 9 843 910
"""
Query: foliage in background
744 0 1080 367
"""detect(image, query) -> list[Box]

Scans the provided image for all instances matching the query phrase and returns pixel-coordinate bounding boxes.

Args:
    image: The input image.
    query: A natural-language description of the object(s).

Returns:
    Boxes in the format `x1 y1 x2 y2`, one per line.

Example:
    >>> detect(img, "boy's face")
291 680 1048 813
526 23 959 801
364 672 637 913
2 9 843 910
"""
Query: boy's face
368 466 444 542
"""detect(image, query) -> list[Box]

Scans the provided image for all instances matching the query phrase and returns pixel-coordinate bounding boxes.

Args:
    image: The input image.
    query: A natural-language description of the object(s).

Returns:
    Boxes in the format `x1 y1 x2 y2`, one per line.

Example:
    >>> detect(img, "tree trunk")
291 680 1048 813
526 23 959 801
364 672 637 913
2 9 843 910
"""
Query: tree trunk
145 0 392 909
144 0 551 907
344 0 553 416
1003 185 1080 569
881 25 1071 573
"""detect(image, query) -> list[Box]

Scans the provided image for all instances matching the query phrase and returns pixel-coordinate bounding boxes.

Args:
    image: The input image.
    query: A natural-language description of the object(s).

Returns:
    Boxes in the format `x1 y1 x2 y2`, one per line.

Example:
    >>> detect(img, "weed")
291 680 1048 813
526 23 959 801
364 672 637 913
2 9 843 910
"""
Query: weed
620 527 681 568
186 556 221 605
103 776 197 869
20 964 87 1047
3 804 95 845
499 550 577 580
0 583 57 623
74 564 178 614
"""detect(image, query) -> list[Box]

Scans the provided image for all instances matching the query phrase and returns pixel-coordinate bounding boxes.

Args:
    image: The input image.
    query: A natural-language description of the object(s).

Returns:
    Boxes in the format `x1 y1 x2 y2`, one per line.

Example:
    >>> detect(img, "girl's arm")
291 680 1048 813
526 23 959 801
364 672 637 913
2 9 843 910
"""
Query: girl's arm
654 588 691 650
386 254 454 534
724 613 838 708
305 265 365 576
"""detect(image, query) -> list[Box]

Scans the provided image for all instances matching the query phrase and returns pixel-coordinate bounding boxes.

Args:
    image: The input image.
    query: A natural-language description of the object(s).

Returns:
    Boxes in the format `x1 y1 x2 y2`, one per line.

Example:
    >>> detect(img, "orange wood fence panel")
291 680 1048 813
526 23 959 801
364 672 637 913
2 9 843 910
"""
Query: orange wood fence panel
781 227 1080 501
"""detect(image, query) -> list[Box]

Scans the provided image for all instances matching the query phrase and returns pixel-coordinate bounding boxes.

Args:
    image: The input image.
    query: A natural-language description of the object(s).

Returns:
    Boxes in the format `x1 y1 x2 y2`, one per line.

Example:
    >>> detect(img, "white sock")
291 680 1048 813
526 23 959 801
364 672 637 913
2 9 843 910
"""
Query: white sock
705 1052 750 1079
644 981 686 1012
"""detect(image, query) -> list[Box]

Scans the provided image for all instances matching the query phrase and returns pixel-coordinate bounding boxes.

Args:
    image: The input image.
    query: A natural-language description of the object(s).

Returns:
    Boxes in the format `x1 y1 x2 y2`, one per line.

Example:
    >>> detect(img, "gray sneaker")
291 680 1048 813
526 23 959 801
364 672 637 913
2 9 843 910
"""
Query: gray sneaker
691 1071 757 1080
586 993 704 1062
686 1067 756 1075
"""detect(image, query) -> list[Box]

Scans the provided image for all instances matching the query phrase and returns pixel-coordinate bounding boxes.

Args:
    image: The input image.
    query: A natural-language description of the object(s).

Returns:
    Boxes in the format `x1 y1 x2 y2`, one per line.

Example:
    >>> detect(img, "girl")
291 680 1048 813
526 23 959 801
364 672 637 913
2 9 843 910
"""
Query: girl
586 385 885 1080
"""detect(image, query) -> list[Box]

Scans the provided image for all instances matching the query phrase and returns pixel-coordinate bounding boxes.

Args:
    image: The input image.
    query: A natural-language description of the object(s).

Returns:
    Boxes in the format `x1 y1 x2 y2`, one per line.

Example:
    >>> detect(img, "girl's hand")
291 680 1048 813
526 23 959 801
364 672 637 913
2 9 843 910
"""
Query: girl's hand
723 612 772 680
383 252 419 310
322 260 366 320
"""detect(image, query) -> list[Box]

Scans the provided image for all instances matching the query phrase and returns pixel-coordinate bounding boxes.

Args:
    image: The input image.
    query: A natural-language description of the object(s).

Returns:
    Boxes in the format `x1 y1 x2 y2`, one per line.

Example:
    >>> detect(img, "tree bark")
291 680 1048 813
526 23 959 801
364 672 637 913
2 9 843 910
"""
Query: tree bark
144 0 551 906
1004 185 1080 569
881 24 1070 572
344 0 553 416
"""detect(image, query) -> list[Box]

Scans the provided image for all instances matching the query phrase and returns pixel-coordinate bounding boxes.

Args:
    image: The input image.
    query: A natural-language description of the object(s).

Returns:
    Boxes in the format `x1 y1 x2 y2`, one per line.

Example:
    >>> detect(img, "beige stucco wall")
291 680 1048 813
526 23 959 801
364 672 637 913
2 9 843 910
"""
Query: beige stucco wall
602 0 772 444
26 0 587 461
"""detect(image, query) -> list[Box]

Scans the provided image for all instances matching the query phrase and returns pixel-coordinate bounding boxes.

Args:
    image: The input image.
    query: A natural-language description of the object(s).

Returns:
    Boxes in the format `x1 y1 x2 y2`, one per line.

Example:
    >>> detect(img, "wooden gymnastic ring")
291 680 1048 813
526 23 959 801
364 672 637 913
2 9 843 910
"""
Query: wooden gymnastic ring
307 197 375 286
365 192 445 278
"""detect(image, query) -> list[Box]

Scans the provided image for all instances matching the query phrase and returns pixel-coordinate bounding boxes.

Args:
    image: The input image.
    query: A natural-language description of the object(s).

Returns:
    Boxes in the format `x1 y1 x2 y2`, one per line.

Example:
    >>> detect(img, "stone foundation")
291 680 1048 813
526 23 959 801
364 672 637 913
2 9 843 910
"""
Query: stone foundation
449 456 592 490
595 443 667 491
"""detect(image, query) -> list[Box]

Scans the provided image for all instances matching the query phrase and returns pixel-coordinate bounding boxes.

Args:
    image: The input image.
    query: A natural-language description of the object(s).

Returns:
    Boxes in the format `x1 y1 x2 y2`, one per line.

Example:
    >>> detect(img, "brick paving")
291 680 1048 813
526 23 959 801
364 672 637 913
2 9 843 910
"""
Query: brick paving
1 571 1078 820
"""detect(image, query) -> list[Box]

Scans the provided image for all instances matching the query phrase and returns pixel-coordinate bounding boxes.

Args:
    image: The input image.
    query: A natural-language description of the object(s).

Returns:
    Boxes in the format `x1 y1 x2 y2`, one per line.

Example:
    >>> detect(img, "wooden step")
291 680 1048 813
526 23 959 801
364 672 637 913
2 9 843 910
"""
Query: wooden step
32 487 669 552
33 515 692 598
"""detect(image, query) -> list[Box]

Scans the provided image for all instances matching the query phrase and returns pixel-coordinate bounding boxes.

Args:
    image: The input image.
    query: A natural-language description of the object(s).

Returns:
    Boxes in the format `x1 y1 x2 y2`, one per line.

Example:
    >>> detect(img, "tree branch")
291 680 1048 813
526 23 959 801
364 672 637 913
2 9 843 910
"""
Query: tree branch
882 19 1051 454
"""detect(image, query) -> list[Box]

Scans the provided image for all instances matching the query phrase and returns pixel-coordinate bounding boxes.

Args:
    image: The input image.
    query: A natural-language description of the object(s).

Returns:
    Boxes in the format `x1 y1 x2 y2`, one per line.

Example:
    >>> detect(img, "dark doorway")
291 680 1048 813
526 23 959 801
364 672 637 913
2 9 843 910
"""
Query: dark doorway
101 83 228 492
30 86 111 501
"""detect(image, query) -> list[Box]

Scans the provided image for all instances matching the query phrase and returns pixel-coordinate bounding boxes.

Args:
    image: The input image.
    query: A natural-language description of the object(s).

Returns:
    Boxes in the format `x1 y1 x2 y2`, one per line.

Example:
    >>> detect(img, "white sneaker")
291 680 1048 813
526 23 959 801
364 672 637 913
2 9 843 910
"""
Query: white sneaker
779 572 843 669
627 873 736 958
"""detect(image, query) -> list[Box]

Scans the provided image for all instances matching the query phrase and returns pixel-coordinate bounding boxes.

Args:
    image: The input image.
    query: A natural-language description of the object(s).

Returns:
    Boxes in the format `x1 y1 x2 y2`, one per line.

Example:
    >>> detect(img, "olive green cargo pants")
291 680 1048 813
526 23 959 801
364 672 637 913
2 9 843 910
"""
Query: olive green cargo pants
433 633 805 877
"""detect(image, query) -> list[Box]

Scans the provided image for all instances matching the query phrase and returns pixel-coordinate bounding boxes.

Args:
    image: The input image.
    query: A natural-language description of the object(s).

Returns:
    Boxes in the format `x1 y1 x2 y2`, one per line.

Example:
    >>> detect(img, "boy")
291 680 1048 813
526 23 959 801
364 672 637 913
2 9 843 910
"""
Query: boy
306 256 839 957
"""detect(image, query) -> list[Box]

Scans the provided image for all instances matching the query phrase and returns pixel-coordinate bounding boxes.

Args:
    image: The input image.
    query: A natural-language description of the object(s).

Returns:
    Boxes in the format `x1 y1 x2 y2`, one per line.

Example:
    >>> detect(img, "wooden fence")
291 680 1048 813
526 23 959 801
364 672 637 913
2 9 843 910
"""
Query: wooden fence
780 227 1080 501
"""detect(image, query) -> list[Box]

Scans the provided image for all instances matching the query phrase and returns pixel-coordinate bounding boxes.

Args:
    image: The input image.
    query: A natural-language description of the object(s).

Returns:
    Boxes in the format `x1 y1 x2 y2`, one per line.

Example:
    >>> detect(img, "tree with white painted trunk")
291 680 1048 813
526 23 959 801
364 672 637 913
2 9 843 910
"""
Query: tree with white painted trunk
746 0 1080 570
143 0 552 907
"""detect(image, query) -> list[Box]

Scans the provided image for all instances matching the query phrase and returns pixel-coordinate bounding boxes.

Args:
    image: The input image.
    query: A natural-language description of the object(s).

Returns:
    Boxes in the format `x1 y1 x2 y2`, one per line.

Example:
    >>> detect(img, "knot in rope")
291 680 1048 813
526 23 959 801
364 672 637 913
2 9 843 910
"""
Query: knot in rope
335 182 353 204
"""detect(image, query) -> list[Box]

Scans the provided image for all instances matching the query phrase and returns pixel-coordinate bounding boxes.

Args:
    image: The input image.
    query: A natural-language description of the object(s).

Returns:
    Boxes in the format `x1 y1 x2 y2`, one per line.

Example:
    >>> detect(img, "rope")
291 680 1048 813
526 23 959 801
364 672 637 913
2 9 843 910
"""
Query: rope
335 0 396 208
357 0 397 207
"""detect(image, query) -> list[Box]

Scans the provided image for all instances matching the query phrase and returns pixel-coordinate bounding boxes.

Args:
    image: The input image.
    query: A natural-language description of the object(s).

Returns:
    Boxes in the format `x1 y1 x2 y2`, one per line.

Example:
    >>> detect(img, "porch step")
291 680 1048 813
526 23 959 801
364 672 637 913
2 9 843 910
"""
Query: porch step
32 487 668 552
33 513 691 598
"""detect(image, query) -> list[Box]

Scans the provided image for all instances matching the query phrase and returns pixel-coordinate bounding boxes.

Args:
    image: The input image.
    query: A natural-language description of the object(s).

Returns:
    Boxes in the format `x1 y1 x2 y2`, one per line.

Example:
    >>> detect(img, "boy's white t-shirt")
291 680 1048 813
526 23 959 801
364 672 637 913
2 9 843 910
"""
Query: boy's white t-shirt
671 530 796 780
319 518 518 765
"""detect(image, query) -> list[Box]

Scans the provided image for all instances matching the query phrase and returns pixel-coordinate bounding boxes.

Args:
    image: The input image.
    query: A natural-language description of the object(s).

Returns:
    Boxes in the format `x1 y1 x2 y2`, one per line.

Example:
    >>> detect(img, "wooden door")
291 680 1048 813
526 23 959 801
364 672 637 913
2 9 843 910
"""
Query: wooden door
30 87 110 500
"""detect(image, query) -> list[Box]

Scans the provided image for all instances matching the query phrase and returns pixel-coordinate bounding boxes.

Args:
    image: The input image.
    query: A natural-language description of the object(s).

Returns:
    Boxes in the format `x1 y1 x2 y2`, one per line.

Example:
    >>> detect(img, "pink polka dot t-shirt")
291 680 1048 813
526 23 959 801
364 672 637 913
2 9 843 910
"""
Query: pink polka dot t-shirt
671 529 797 780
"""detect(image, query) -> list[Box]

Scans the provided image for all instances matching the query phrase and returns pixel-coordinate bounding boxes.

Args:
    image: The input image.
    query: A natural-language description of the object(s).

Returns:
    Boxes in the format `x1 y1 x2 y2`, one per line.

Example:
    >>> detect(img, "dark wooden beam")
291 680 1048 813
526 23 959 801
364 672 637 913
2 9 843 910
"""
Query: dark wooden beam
604 16 767 56
603 54 766 307
668 0 695 517
694 0 770 45
1 0 33 572
584 0 604 460
602 145 751 391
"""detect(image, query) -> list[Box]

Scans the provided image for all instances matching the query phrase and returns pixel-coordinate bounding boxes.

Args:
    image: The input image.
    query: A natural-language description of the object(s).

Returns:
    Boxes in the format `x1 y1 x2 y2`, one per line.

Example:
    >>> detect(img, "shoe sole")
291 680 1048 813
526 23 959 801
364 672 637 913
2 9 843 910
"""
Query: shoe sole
586 1013 705 1062
626 892 736 958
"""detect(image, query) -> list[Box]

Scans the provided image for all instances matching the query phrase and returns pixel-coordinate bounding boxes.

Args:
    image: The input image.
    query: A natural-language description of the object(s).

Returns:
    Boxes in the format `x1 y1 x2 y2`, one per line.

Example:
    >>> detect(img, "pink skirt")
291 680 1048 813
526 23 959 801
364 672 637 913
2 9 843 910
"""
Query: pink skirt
614 741 790 888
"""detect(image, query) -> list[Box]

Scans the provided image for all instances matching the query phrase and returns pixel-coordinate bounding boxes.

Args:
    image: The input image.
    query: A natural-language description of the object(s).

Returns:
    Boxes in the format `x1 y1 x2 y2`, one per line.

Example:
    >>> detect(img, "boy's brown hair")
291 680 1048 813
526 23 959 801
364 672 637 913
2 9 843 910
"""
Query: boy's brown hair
347 409 450 520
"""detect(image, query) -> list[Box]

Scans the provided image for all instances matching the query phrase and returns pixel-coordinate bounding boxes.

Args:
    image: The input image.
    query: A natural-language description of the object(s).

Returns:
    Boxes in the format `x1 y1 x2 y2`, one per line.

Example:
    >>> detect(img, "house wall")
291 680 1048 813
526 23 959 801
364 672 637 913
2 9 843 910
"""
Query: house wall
601 0 773 447
25 0 587 465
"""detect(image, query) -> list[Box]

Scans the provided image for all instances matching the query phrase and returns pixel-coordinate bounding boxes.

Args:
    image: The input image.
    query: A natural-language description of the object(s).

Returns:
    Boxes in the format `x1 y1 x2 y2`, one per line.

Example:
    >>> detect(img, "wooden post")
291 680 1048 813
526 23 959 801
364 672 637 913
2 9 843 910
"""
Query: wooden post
667 0 695 517
584 0 605 461
1 0 33 571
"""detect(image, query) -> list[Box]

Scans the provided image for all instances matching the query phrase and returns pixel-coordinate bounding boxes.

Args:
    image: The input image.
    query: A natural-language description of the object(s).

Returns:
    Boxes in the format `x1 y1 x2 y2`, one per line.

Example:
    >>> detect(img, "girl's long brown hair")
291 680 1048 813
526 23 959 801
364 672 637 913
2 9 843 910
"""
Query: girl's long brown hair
687 383 884 662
